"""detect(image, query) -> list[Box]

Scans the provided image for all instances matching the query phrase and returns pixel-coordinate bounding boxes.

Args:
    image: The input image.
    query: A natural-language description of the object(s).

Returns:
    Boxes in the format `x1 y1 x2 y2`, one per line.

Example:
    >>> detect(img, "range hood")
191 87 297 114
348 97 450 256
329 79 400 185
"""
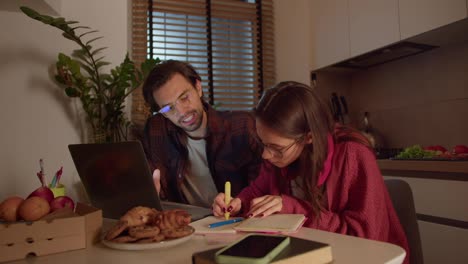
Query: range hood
334 42 437 69
330 17 468 70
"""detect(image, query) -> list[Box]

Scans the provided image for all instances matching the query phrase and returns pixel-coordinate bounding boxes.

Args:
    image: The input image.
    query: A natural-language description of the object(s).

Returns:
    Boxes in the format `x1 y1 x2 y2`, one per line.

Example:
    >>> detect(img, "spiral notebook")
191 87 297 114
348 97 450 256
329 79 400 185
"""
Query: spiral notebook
191 214 306 235
234 214 306 233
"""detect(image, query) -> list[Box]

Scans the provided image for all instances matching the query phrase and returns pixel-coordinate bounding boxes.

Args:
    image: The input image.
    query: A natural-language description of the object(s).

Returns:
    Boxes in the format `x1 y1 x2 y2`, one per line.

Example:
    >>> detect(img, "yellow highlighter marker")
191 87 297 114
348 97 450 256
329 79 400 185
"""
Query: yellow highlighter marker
224 181 231 220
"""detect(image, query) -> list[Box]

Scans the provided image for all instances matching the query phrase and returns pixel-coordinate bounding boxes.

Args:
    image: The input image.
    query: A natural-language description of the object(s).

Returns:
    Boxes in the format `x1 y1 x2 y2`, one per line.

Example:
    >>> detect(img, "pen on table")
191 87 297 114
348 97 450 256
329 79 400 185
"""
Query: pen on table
208 218 244 228
224 181 231 220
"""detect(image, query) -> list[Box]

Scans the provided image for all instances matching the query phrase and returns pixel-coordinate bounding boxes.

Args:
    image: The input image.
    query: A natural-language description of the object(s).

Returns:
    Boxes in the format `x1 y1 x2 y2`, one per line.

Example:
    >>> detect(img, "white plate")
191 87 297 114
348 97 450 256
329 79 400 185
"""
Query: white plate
101 226 194 251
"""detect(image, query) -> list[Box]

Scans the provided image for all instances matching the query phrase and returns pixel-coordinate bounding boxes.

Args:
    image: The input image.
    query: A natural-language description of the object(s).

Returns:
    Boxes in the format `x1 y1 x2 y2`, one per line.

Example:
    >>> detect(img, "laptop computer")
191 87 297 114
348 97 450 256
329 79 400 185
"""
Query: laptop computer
68 141 212 221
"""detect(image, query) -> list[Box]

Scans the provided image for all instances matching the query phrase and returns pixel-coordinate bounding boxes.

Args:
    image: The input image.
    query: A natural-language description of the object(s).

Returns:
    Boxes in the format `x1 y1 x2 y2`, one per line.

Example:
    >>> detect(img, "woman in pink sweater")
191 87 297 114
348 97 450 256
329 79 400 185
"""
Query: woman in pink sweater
212 81 409 264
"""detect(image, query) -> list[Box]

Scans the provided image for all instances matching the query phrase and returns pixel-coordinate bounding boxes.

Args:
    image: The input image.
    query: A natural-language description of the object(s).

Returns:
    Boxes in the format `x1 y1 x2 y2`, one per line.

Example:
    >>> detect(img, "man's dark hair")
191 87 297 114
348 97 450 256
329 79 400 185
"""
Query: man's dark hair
142 60 202 112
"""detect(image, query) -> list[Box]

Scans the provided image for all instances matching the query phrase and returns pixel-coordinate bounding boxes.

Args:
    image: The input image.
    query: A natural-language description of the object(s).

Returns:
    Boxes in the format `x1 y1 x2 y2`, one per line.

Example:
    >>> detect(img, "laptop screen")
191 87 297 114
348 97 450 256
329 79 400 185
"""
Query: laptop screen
69 141 162 219
68 141 212 221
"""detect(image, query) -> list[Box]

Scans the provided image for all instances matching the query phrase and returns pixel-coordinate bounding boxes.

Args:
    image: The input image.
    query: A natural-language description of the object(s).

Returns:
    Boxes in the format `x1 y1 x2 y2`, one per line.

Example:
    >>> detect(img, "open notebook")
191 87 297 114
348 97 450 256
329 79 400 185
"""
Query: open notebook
191 214 306 235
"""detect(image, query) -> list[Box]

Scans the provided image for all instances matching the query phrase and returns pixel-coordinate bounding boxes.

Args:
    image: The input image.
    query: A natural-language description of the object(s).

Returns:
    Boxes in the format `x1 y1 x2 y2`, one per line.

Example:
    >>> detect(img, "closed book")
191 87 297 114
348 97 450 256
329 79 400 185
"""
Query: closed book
192 236 332 264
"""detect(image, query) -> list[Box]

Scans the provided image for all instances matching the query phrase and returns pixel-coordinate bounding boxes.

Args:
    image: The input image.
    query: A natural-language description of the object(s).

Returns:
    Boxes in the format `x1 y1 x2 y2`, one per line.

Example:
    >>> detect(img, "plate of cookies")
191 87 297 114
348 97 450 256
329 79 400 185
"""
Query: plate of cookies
102 206 195 250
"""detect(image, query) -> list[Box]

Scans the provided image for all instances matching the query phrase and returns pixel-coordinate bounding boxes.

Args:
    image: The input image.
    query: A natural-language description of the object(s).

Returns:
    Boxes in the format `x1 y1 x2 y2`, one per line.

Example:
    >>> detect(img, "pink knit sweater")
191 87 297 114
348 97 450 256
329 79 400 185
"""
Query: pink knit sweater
237 140 410 264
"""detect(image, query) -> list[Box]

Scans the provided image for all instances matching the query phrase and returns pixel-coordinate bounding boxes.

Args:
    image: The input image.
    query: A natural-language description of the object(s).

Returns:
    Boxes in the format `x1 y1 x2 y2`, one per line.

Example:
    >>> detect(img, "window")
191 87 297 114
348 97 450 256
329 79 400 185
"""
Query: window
131 0 275 128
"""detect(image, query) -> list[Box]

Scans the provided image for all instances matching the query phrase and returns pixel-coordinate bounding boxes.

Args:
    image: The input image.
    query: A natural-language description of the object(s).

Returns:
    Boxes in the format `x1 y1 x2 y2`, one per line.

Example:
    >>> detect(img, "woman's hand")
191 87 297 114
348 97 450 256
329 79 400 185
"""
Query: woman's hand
246 195 282 218
212 193 242 217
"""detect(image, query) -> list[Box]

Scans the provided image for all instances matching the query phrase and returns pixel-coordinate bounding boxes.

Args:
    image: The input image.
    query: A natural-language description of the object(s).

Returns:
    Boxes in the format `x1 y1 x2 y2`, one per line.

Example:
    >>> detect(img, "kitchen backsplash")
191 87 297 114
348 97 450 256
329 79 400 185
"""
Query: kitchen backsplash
314 40 468 150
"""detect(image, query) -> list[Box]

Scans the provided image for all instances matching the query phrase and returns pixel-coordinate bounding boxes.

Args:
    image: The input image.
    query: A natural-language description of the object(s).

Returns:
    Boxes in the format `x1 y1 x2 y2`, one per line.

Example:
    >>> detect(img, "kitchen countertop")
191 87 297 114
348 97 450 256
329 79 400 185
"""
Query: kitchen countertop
377 159 468 173
377 160 468 181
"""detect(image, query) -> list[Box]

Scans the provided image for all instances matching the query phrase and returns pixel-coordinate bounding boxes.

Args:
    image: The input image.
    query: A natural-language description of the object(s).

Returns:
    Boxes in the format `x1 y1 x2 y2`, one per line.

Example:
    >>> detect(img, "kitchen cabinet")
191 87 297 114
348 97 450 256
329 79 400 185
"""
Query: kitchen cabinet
310 0 468 71
383 174 468 264
419 221 468 264
310 0 400 70
381 160 468 264
310 0 350 70
399 0 468 39
348 0 400 57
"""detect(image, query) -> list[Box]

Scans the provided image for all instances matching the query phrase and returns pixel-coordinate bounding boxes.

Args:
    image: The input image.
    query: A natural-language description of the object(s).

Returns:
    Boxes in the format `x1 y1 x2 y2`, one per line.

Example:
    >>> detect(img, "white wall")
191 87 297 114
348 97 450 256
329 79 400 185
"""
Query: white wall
0 0 310 204
0 0 128 202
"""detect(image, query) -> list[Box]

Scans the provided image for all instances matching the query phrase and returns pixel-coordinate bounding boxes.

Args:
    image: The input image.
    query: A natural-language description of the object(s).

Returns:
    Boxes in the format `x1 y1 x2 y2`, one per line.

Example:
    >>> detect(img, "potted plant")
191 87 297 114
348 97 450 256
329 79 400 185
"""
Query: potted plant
20 6 159 143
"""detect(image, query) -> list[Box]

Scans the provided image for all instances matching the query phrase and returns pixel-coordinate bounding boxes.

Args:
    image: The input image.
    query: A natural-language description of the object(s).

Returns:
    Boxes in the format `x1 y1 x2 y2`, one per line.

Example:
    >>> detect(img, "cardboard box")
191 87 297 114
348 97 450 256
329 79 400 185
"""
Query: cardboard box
0 202 102 263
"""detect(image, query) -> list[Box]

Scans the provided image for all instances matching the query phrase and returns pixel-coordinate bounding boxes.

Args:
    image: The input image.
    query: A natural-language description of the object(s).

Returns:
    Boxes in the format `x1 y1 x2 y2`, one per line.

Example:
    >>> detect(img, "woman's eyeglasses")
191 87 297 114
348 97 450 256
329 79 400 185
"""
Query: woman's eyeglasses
153 88 195 117
255 136 303 158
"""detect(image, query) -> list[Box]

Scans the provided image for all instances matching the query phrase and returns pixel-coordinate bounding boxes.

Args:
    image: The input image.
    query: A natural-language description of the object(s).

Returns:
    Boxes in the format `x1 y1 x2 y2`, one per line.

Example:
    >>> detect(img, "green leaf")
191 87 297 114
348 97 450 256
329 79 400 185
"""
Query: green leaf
20 6 161 142
86 36 104 45
141 57 161 77
62 32 76 41
79 30 99 38
91 47 107 56
65 87 81 97
71 26 91 31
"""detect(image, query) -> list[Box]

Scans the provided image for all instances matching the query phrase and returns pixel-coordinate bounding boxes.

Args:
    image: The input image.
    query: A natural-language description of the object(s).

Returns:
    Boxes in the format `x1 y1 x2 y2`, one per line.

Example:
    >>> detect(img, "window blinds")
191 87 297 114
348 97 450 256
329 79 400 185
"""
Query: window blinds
131 0 275 129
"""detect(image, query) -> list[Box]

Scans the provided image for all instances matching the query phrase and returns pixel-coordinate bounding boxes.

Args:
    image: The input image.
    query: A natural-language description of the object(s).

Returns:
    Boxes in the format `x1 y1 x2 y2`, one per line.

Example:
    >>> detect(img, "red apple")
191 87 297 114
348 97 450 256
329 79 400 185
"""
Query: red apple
424 145 447 153
28 186 54 203
49 196 75 212
453 145 468 154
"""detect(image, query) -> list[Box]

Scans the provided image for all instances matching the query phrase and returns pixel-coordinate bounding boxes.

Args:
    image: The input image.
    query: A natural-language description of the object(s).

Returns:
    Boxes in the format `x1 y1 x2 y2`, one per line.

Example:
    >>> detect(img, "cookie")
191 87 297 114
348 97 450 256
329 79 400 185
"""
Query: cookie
120 206 159 227
161 226 193 239
135 234 166 243
111 235 138 243
105 220 129 240
128 225 161 239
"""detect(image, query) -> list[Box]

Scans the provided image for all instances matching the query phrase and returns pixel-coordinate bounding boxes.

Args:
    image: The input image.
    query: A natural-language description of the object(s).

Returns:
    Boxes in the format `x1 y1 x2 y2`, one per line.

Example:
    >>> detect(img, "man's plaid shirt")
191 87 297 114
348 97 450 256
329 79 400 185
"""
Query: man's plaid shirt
142 102 263 203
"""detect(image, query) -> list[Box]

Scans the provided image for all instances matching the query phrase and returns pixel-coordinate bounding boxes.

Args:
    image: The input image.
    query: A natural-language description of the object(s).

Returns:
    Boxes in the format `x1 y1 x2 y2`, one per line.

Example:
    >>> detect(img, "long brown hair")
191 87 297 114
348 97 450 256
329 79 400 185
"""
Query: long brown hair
255 81 371 218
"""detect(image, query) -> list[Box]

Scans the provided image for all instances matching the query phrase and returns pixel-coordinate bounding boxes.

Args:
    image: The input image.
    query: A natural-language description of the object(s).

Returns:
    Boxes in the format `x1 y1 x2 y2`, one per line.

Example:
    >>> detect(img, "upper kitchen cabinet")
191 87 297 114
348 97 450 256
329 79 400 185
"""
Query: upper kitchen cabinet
310 0 350 70
399 0 467 39
348 0 400 57
309 0 468 71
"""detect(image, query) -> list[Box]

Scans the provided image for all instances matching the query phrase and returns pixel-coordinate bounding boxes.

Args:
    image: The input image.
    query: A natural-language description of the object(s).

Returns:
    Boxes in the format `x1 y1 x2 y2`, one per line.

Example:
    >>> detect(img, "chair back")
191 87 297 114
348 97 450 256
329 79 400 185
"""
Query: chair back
385 179 424 264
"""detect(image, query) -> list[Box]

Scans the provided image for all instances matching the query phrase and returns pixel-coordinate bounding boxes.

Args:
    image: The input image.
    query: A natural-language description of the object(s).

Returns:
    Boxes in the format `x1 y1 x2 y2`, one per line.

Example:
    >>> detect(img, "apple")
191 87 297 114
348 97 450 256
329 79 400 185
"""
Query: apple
27 186 54 203
424 145 447 153
49 196 75 212
453 145 468 154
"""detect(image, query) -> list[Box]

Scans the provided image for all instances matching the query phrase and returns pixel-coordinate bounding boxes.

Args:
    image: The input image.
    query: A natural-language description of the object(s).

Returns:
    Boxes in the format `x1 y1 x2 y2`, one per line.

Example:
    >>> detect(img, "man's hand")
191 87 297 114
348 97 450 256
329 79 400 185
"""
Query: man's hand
212 193 242 217
152 169 161 194
246 195 282 218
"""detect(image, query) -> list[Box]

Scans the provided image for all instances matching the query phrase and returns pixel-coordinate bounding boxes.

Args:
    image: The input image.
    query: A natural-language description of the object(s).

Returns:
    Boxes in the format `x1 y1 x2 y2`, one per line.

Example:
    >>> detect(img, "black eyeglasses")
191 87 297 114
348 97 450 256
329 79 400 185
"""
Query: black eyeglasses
255 136 303 158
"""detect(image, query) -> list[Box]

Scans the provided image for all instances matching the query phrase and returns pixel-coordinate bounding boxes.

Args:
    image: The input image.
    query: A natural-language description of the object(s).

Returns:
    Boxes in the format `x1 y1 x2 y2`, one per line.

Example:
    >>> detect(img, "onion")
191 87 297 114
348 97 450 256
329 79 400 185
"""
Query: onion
0 196 24 222
28 186 54 203
50 196 75 212
18 196 50 221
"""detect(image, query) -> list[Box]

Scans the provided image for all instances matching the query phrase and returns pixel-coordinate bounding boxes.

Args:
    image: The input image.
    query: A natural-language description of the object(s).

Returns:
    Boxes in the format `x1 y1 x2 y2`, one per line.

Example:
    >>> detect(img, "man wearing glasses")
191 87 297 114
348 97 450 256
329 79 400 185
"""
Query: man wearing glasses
141 60 263 208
